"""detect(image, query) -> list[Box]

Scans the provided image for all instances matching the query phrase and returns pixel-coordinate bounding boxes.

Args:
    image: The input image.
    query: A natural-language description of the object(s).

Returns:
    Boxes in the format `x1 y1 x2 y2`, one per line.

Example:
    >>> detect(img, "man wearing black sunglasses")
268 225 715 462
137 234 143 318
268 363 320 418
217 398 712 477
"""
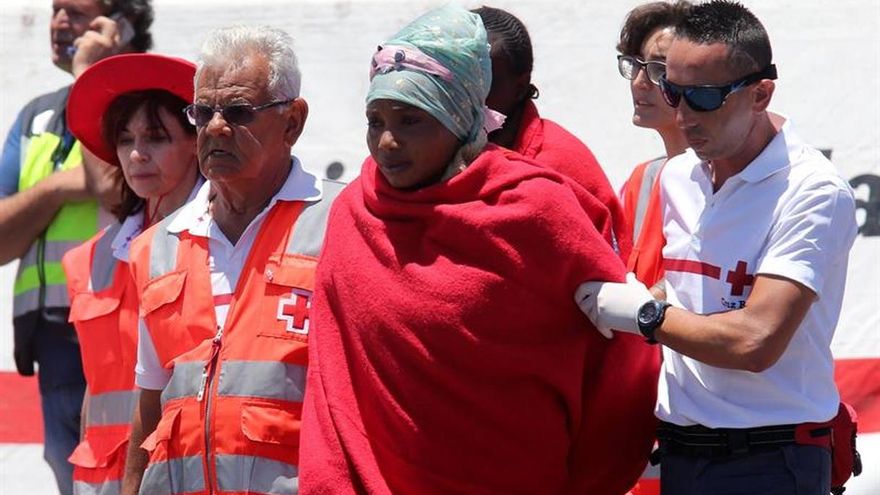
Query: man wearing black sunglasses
576 2 857 494
121 25 342 495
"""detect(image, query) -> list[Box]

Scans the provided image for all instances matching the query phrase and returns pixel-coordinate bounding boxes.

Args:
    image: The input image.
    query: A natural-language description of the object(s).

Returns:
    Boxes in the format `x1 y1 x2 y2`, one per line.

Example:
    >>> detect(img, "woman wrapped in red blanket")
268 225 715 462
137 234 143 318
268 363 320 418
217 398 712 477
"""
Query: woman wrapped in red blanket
300 5 658 494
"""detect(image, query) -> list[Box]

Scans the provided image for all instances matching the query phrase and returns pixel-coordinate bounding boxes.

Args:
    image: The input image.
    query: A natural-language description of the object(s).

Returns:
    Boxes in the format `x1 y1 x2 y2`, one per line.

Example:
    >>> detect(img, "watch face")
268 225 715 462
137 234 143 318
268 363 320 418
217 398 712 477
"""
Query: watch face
639 301 659 325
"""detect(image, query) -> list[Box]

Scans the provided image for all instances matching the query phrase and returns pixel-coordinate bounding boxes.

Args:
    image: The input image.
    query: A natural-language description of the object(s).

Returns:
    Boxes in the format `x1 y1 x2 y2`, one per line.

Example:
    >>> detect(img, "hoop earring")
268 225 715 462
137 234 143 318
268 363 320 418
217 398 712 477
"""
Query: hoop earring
528 84 539 100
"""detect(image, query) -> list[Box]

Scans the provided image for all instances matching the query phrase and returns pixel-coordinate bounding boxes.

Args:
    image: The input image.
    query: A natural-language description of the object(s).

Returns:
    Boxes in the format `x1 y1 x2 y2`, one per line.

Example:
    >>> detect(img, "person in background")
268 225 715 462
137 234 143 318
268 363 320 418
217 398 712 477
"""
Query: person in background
616 0 690 293
62 52 202 495
578 1 857 493
300 5 656 494
122 25 341 495
613 4 691 493
473 5 630 257
475 7 660 488
0 2 153 492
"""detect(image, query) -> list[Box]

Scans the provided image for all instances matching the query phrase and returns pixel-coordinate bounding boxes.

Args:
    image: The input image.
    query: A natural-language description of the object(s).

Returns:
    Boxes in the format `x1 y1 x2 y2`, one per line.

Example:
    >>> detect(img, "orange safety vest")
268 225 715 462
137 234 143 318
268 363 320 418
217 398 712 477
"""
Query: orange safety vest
621 159 666 495
129 185 338 495
621 158 667 288
62 222 140 495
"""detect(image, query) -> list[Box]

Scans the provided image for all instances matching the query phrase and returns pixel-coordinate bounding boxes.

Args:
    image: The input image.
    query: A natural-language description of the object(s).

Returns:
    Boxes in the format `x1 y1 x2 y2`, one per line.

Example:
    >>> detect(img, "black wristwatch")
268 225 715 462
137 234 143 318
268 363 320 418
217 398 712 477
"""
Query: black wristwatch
637 300 671 344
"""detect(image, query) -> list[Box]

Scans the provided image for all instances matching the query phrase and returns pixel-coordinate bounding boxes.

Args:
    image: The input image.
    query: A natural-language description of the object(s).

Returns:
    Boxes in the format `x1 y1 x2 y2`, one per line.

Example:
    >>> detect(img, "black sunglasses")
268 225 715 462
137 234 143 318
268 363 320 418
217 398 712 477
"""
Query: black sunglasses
617 55 666 86
659 64 777 112
184 98 294 127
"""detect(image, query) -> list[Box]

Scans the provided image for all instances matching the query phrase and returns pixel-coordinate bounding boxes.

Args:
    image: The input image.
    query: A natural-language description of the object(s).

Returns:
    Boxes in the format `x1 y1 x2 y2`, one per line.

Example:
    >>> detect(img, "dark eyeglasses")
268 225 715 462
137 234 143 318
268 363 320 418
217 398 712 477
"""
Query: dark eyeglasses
617 55 666 86
659 64 777 112
184 99 294 127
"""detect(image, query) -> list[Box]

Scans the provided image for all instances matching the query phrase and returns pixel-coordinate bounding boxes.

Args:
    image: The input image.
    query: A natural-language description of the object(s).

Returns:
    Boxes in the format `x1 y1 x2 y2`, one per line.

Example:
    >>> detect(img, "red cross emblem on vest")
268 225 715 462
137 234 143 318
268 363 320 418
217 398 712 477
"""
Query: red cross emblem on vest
725 260 755 296
277 288 312 334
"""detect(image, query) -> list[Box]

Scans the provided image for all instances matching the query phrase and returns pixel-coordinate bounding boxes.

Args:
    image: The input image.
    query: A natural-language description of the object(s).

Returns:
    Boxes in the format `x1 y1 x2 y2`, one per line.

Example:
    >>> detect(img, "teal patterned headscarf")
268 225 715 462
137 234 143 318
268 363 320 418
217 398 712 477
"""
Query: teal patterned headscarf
367 4 495 145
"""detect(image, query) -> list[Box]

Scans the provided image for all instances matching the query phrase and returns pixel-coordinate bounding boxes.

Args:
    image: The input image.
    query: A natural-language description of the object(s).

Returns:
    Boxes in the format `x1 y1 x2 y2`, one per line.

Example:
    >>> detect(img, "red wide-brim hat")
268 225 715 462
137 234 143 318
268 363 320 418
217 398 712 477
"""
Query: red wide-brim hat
67 53 196 165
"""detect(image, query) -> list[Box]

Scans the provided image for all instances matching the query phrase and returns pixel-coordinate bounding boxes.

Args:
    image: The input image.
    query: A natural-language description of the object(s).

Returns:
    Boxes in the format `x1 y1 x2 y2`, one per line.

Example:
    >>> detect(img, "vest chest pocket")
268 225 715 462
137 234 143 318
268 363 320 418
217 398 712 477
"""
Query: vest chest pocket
70 290 122 322
260 255 317 343
68 426 129 469
240 401 301 446
140 405 181 459
140 270 187 319
140 270 210 363
139 406 207 494
69 291 124 371
221 402 300 494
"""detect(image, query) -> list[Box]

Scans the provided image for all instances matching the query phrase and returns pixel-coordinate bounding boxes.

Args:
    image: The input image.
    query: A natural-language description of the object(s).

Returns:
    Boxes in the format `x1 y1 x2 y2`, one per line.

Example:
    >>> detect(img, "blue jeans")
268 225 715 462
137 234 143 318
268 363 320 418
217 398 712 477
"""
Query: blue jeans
33 315 86 495
660 444 831 495
40 382 85 495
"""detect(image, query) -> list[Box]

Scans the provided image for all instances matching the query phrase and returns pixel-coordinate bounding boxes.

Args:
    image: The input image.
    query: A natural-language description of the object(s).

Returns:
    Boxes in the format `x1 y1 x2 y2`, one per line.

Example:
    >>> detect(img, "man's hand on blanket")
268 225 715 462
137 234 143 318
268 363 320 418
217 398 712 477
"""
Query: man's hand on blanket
575 273 653 338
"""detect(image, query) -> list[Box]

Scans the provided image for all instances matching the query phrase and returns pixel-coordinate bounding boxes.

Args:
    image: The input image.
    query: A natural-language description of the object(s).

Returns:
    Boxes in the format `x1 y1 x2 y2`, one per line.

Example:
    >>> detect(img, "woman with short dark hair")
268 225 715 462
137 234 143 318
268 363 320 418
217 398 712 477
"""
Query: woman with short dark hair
614 4 690 494
617 1 690 290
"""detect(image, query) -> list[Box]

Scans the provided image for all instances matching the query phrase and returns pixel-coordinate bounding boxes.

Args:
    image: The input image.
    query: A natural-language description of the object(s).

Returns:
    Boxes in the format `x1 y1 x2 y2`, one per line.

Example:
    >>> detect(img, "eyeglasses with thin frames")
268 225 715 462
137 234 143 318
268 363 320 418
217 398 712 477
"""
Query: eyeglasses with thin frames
617 55 666 86
184 98 295 127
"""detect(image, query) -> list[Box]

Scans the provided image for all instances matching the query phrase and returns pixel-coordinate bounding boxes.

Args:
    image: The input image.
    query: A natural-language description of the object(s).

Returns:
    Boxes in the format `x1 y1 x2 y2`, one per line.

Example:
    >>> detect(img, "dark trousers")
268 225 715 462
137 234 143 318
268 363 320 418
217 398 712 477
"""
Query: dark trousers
660 444 831 495
26 311 86 495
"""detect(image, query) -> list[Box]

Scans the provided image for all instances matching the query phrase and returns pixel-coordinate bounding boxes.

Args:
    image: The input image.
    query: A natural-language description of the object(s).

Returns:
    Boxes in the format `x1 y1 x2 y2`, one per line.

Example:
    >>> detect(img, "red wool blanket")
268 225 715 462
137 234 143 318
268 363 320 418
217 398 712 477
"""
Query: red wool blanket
301 145 658 495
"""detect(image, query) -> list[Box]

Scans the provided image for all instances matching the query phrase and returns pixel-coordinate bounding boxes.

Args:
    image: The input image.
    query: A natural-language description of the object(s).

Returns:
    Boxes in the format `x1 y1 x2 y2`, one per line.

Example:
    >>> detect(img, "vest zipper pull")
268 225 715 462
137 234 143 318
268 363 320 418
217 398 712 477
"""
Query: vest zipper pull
197 325 225 402
197 368 209 402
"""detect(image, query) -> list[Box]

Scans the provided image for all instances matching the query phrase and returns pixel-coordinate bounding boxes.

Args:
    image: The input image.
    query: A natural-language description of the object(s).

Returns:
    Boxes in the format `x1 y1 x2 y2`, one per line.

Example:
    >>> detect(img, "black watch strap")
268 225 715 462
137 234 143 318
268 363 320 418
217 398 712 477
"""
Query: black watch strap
637 300 671 344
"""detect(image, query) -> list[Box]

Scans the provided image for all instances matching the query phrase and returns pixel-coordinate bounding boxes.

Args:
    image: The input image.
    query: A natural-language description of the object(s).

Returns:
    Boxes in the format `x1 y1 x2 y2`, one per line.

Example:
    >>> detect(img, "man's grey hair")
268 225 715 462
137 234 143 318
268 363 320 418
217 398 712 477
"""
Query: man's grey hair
195 25 301 100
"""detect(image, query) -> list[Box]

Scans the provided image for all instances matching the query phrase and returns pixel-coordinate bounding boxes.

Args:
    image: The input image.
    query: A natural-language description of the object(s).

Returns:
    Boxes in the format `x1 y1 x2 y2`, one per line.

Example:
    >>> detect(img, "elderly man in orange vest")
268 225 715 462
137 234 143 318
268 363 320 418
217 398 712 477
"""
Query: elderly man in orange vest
121 25 341 495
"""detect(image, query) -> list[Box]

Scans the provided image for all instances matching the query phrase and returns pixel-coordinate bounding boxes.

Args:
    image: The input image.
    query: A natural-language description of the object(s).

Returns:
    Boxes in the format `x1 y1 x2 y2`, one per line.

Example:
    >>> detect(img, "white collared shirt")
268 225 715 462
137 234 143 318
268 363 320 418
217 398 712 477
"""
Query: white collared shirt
656 119 858 428
111 210 145 262
135 157 321 390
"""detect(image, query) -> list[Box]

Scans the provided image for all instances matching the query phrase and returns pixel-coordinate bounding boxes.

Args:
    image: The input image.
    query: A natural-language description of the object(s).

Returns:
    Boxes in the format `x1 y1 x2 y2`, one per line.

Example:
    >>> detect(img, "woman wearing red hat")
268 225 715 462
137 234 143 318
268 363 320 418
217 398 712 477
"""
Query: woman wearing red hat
61 53 202 495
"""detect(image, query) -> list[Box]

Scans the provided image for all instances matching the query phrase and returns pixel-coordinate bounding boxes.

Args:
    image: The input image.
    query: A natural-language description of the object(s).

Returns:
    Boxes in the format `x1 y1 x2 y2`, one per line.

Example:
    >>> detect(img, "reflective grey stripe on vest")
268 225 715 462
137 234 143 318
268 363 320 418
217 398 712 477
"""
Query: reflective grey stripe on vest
19 239 84 269
12 284 69 317
86 389 137 427
632 158 665 241
148 209 185 279
20 87 71 138
138 455 205 495
89 223 123 293
73 479 120 495
160 361 204 407
285 179 345 257
218 361 306 403
215 454 298 494
19 135 31 174
14 238 84 316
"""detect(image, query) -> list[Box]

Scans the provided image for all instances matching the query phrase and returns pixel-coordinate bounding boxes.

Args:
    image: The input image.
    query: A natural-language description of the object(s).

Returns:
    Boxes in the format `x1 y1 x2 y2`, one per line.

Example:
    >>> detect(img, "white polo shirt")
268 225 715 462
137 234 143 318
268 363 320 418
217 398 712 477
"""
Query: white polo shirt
656 119 857 428
135 157 322 390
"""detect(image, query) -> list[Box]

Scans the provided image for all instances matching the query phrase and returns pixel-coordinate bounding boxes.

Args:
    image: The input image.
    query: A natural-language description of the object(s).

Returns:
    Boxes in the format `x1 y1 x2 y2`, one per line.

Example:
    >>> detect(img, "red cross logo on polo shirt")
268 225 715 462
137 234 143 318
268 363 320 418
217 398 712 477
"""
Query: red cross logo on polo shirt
725 260 755 296
277 289 312 334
